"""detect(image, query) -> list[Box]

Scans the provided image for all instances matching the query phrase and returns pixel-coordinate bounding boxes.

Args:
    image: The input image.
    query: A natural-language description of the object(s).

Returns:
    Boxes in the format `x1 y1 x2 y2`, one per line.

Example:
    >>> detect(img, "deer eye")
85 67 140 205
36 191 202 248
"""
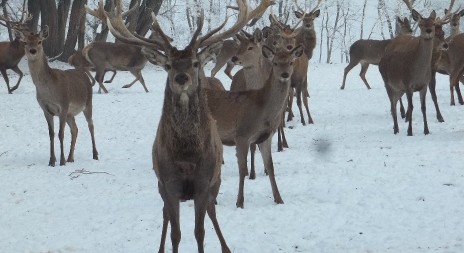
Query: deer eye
38 41 42 45
248 46 253 50
193 61 199 68
165 64 172 70
274 62 277 66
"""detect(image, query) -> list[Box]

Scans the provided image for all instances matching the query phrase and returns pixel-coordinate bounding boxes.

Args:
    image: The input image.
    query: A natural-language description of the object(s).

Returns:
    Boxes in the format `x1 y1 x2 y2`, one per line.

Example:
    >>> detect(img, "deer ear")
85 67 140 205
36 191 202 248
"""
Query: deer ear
411 9 422 22
236 33 247 42
142 47 167 66
199 42 223 67
40 25 49 40
397 16 402 24
460 9 464 17
313 9 320 17
262 45 275 60
429 10 436 19
253 28 263 43
262 27 272 39
294 11 303 19
292 45 304 58
404 17 410 24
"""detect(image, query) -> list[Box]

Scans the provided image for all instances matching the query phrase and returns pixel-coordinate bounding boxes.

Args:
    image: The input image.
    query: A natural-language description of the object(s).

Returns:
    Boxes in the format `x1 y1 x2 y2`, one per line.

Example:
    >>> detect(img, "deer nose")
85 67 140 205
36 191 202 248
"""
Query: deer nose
231 56 238 63
426 28 432 34
287 45 293 51
175 73 189 85
29 49 37 55
443 43 449 50
281 72 290 79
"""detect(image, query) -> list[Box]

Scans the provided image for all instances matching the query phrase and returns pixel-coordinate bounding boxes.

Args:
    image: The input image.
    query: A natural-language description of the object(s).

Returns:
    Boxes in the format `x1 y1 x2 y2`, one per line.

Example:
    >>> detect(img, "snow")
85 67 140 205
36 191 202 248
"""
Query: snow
1 57 463 253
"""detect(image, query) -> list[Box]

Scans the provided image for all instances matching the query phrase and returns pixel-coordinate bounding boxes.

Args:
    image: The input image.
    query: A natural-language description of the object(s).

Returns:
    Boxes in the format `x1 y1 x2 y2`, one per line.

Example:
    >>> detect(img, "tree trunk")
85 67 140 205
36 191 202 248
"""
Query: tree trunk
58 0 87 62
27 0 40 32
40 0 59 57
56 0 72 55
95 0 113 42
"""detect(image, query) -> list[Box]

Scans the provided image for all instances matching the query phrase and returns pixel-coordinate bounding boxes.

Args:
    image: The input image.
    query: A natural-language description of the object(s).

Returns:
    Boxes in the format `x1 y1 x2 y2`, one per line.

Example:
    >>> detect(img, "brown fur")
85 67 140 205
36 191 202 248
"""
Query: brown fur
206 45 303 208
82 42 148 93
17 26 98 166
0 38 25 93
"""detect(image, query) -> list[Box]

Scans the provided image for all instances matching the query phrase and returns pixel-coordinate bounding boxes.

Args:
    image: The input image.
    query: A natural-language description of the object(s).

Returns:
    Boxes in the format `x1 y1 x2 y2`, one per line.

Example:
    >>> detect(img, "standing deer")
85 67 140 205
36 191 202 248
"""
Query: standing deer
445 33 464 107
210 38 238 79
446 8 464 40
16 26 98 166
0 14 31 94
379 2 440 136
340 17 413 90
207 44 304 208
87 0 272 251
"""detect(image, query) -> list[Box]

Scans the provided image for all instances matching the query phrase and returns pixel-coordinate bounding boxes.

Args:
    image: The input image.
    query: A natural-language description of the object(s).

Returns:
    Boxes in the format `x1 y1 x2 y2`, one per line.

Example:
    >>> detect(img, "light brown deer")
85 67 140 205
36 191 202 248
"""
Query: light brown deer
340 17 413 90
379 2 440 136
210 38 238 79
444 33 464 107
16 26 98 166
0 13 31 93
81 42 149 93
207 44 303 208
446 8 464 40
87 0 273 251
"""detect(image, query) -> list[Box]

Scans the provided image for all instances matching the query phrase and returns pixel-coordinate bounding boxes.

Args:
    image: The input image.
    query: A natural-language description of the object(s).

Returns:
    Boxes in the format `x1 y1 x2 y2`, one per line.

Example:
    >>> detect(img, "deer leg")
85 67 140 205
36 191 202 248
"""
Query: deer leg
224 61 235 80
399 98 406 120
296 87 306 126
359 62 372 89
104 70 117 83
235 139 249 208
66 116 78 163
258 136 284 204
302 80 314 124
280 124 288 149
385 85 399 134
277 126 283 152
193 184 209 253
95 70 109 94
405 90 414 136
455 69 464 105
44 112 57 166
58 112 67 166
85 70 96 86
0 68 12 94
207 179 231 253
83 102 99 160
420 87 429 135
450 74 457 106
428 71 444 122
9 66 23 93
287 90 295 121
158 206 169 253
340 60 358 89
159 183 181 253
210 58 226 78
249 144 256 180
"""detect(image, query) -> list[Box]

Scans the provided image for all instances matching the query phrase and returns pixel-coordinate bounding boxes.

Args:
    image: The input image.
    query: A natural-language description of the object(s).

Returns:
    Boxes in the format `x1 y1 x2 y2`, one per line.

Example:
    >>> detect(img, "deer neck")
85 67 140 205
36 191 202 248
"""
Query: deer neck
450 26 460 39
242 54 271 89
27 53 53 87
260 70 292 115
298 27 317 58
412 37 434 78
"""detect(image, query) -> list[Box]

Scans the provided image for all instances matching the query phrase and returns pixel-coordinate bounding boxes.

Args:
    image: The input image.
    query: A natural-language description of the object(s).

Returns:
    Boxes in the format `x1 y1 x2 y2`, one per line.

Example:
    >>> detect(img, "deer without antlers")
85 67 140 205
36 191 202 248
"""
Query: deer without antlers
340 17 413 90
68 50 117 89
379 5 441 136
87 0 273 251
16 26 98 166
0 11 31 93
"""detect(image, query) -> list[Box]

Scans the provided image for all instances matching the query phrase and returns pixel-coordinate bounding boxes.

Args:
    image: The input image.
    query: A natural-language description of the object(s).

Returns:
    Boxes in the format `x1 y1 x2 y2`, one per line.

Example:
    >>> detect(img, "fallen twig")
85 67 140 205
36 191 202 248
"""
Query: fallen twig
68 168 114 180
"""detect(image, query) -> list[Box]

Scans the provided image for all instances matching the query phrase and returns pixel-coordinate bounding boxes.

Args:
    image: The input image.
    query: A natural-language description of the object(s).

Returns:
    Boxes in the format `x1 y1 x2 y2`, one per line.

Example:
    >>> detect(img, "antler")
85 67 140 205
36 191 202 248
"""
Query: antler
437 0 456 24
401 0 414 12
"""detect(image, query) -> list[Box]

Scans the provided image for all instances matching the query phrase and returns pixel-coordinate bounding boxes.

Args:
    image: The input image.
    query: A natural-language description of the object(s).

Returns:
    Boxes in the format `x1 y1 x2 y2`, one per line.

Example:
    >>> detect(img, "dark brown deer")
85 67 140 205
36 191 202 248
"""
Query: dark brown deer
16 26 98 166
0 13 31 93
87 0 272 251
379 0 444 136
340 17 413 90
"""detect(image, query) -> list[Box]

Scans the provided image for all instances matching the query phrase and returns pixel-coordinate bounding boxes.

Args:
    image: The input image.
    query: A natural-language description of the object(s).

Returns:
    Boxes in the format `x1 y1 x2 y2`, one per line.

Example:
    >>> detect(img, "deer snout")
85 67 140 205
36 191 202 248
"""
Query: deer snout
175 73 189 86
286 45 293 51
425 28 432 34
281 72 290 79
442 42 449 50
29 49 37 55
231 56 238 63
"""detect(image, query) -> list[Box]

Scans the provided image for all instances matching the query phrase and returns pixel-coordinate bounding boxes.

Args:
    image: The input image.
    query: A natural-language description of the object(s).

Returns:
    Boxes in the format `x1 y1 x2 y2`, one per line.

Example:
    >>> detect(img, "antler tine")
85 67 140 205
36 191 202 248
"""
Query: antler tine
293 0 305 13
310 0 323 13
121 0 139 19
270 13 286 30
401 0 414 12
187 9 205 50
291 10 306 30
437 0 457 25
86 0 166 50
198 0 274 48
148 12 174 48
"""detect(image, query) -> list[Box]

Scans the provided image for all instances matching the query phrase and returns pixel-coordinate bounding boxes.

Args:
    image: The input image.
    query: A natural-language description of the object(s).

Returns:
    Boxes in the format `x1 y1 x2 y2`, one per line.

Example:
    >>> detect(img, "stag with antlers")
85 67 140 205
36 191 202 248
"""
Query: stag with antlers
87 0 273 251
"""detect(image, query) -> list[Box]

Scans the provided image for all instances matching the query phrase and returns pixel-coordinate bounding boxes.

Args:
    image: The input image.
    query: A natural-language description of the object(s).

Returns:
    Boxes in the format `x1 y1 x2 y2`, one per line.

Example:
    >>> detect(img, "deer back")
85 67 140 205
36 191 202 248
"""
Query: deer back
0 38 25 68
82 42 147 71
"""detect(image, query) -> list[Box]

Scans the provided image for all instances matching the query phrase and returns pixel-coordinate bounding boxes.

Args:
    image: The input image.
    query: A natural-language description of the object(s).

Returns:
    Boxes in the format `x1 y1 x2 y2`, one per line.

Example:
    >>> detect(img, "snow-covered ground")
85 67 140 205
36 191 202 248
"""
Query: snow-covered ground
1 57 463 253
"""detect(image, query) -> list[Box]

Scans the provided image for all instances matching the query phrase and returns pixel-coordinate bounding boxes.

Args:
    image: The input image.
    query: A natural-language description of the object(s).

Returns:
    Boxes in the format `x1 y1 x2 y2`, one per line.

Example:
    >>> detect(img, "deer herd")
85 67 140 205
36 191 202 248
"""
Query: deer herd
1 0 463 251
